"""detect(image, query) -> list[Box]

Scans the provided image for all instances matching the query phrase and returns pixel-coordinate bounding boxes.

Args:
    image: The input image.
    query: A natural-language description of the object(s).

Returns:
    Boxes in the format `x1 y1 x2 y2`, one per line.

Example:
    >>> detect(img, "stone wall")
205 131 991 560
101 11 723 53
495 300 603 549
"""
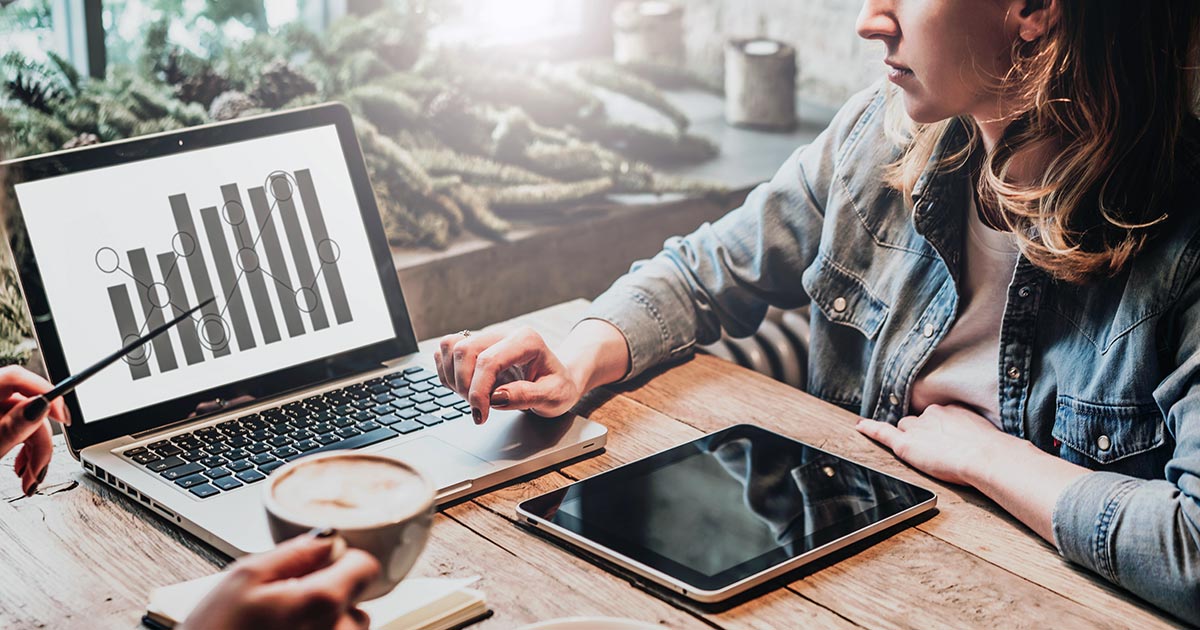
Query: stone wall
681 0 882 108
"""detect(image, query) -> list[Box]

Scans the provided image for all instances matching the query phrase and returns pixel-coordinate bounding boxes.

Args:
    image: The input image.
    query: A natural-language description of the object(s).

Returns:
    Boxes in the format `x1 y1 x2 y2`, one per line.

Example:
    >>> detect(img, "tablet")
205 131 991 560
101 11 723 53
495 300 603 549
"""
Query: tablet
517 424 936 603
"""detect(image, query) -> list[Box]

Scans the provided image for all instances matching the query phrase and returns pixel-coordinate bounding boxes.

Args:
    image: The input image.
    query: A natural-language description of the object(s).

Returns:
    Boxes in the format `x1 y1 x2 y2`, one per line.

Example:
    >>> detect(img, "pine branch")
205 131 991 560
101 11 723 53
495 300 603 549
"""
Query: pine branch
445 184 511 240
577 117 718 164
620 60 724 94
45 51 81 94
411 148 554 186
522 141 613 180
575 61 690 132
481 177 613 208
346 84 423 135
354 116 435 196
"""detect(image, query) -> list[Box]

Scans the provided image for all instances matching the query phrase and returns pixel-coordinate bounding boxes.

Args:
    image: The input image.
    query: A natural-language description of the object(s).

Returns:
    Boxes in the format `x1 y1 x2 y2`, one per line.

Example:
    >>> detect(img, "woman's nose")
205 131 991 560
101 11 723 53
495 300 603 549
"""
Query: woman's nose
856 0 899 42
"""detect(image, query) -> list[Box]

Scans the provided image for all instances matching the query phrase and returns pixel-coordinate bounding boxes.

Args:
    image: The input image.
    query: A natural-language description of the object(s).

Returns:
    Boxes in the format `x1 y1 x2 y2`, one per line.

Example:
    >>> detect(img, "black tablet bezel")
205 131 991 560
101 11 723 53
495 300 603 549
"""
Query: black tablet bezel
519 424 936 593
2 104 417 452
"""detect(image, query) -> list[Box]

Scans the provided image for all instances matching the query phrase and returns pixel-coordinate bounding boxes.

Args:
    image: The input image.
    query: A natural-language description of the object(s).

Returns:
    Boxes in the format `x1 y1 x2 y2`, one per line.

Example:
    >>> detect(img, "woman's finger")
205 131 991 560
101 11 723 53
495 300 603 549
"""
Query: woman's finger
490 378 566 417
467 330 547 424
234 531 340 583
856 418 904 450
20 420 53 497
277 548 380 610
432 350 448 390
333 607 371 630
448 331 506 400
0 397 54 457
13 445 27 479
50 397 70 427
451 338 482 401
0 366 54 404
436 335 461 391
2 392 65 425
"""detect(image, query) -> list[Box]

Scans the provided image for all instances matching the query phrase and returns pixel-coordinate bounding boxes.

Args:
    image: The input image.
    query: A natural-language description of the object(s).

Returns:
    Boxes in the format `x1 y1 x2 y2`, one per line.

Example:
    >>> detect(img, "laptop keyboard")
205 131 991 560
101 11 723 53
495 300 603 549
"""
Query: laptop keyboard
118 366 467 499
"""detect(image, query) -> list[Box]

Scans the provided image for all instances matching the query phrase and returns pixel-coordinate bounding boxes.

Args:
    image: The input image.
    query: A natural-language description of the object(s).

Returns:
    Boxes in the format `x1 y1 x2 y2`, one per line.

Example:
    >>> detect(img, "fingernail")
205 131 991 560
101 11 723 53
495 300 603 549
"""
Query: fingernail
15 461 26 478
330 536 347 561
490 390 509 407
23 396 48 422
472 407 482 424
23 468 43 499
307 526 336 538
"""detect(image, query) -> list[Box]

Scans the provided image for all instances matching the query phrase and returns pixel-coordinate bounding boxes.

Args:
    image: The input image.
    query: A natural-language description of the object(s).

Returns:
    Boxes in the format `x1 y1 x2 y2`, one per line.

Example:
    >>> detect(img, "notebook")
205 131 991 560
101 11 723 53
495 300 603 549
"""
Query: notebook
144 573 490 630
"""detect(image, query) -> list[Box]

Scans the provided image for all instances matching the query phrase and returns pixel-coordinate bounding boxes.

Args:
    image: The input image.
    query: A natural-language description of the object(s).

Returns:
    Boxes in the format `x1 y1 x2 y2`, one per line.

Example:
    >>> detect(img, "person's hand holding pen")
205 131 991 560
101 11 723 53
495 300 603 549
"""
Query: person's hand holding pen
0 366 70 497
0 297 209 498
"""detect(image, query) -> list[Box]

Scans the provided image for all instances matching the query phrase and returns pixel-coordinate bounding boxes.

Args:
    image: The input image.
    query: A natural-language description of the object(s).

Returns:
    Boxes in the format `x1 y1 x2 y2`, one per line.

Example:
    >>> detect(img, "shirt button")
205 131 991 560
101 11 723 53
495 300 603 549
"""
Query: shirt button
1007 365 1021 380
888 393 900 406
1097 435 1112 452
833 297 848 312
1018 286 1032 298
922 323 934 338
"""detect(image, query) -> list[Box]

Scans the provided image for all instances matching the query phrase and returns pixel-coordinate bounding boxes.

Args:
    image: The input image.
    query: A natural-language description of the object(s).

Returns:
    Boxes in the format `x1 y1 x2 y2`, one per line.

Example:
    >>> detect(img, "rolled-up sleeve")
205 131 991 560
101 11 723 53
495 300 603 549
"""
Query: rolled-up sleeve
1053 270 1200 625
584 84 886 381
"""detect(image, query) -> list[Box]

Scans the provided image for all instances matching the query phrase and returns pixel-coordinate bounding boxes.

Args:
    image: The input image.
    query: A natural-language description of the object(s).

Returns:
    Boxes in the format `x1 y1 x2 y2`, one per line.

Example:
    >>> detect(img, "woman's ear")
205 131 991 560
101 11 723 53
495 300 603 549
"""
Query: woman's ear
1014 0 1060 42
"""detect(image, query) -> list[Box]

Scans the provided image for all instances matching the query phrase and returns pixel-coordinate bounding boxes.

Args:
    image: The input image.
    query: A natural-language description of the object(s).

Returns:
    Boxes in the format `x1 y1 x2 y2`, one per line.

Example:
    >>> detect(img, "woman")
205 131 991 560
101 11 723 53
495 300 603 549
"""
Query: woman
436 0 1200 623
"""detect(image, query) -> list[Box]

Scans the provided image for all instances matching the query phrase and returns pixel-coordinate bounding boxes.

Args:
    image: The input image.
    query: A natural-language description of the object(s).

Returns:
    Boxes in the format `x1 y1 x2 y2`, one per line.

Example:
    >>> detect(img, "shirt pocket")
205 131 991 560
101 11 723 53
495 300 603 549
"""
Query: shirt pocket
1052 395 1169 479
801 254 890 340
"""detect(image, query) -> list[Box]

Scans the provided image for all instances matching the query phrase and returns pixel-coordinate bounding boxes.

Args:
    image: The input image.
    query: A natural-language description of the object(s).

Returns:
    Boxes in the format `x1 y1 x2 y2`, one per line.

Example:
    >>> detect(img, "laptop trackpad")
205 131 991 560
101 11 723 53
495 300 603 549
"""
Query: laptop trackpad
377 436 492 490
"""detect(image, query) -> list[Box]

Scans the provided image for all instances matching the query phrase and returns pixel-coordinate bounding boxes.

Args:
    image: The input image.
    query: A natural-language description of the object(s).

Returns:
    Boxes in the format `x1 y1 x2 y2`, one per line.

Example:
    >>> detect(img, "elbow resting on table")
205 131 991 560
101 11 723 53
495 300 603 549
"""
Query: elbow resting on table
1054 470 1200 625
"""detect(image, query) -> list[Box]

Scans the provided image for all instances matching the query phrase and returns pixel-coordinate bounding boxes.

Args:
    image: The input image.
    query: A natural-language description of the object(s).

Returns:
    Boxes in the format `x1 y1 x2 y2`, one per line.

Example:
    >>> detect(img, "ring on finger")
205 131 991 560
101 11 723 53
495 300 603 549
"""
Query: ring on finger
457 329 472 338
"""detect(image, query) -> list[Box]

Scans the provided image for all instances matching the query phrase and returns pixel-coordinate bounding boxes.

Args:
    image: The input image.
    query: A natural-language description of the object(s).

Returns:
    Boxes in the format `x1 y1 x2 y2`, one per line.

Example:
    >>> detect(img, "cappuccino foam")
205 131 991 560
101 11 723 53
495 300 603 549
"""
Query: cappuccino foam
271 456 431 529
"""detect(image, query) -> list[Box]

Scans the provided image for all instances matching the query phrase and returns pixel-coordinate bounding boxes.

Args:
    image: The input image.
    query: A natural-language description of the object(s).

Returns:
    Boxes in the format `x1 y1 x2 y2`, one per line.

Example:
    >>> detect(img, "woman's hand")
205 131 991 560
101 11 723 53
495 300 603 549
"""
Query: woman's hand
0 366 70 497
181 530 381 630
434 326 583 425
855 403 1025 486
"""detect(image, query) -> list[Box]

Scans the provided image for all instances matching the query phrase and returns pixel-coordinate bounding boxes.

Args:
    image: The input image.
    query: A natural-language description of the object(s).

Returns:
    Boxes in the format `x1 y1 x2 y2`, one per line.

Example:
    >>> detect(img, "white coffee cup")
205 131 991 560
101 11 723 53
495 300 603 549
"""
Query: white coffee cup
263 451 435 600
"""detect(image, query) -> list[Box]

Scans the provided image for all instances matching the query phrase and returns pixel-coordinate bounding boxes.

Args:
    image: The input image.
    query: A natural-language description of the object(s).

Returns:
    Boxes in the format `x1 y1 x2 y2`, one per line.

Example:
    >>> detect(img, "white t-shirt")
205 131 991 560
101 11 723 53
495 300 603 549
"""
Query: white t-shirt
909 194 1020 427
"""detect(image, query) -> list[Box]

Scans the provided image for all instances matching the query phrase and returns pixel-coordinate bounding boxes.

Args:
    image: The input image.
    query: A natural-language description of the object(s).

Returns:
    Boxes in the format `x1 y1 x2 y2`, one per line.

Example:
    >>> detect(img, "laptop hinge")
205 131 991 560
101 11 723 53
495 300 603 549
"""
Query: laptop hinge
131 415 214 439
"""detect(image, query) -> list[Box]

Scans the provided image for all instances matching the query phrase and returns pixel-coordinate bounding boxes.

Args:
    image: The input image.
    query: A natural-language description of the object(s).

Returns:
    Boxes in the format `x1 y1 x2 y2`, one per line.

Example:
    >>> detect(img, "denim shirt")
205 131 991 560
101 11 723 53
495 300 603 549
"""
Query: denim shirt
585 83 1200 623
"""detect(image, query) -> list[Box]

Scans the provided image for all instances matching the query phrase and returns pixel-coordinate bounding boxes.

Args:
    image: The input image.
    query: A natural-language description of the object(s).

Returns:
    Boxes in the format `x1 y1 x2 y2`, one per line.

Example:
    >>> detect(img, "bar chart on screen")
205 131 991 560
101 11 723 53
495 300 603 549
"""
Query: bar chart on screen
97 169 353 380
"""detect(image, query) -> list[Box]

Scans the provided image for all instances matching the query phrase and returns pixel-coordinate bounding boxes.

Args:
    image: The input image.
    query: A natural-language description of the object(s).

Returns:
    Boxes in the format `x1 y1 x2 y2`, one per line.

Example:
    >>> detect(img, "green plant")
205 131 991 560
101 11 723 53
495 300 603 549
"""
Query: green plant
3 7 724 249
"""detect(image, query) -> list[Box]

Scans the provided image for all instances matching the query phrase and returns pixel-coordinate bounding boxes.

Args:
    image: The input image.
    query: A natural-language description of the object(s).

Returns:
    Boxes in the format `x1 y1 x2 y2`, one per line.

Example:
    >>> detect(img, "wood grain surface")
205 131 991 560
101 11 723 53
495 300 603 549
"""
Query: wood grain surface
0 300 1180 629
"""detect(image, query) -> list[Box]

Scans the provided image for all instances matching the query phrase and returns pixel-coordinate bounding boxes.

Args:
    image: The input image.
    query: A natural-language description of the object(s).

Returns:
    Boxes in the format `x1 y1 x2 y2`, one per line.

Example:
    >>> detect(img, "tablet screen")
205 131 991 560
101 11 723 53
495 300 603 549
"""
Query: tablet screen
521 424 935 591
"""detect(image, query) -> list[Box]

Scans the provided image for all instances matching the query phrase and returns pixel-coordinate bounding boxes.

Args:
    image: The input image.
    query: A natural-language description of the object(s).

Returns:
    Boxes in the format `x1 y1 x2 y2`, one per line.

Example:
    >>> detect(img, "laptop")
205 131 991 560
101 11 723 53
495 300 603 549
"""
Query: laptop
1 103 607 556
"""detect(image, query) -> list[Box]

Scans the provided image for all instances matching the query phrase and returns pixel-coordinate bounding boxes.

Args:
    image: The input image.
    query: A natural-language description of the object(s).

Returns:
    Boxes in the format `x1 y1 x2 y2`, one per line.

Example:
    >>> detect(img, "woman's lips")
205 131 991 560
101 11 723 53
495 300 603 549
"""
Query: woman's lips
887 65 914 84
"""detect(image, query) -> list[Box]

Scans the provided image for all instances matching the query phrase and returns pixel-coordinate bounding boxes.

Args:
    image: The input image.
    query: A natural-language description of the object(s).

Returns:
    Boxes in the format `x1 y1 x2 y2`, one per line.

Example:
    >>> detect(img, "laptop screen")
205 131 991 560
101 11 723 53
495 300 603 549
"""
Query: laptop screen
10 118 406 429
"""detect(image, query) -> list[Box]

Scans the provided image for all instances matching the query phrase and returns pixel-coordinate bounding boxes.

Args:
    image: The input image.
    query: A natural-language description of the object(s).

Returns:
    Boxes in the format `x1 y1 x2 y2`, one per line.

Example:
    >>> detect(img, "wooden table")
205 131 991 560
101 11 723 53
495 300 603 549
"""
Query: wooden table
0 300 1180 629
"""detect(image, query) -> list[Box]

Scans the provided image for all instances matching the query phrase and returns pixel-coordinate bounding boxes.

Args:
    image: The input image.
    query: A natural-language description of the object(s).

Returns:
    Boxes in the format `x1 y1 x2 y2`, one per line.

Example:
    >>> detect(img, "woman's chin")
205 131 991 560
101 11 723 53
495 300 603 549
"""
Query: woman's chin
902 97 954 125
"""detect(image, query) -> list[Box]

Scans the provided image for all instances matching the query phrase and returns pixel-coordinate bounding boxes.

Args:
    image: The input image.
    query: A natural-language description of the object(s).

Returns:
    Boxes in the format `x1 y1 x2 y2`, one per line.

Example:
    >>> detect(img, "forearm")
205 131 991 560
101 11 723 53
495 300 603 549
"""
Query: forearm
558 319 632 394
963 437 1090 543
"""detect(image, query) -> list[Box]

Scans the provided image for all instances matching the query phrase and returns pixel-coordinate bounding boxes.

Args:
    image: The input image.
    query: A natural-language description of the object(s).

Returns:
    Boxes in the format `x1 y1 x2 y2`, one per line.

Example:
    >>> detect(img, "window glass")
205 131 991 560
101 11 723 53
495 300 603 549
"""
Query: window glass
102 0 326 68
0 0 67 64
432 0 588 47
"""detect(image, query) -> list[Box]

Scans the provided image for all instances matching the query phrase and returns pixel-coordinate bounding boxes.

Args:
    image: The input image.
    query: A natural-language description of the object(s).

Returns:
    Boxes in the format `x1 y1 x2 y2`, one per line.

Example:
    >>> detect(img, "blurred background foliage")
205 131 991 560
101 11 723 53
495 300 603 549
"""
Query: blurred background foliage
0 0 723 363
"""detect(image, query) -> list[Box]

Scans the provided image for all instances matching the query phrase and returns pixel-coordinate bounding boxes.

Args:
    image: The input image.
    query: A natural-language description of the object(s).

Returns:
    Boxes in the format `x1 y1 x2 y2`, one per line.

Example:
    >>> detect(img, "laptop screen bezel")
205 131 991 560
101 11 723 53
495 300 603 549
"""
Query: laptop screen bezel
2 103 418 451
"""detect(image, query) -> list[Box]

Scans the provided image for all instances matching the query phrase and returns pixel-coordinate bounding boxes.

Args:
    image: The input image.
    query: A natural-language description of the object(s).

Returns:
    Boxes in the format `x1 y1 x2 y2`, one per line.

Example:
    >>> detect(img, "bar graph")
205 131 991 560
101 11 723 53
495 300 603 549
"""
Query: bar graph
98 169 354 380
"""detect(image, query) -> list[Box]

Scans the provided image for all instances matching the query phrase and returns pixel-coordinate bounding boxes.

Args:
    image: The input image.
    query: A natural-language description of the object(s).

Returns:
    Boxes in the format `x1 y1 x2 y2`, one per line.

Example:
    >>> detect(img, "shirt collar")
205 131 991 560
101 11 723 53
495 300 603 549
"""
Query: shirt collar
911 118 973 280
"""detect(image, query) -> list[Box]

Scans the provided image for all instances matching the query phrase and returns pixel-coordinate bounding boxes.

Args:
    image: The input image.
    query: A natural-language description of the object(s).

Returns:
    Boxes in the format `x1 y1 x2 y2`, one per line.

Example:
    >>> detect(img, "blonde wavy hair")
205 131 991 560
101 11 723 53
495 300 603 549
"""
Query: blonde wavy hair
885 1 1200 283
